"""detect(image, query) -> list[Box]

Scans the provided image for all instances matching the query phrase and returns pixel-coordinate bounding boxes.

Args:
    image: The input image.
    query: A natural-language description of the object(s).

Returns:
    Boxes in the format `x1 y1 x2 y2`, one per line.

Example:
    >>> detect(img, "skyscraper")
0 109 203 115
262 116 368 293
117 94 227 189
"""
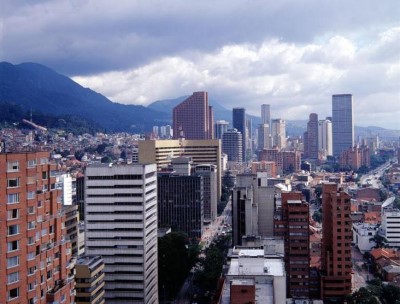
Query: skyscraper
261 104 271 127
271 119 286 149
173 91 214 140
321 183 352 300
214 120 229 139
332 94 354 157
318 119 333 157
0 152 75 304
222 128 243 163
257 123 270 151
232 108 246 162
304 113 319 160
274 192 310 299
85 163 158 303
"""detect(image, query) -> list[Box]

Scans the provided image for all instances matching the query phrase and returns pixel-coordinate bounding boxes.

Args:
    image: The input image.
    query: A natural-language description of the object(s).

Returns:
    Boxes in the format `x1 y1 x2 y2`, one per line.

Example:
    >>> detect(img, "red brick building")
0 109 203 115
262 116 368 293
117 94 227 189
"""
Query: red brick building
339 145 371 170
274 192 310 299
0 152 75 304
259 148 301 175
321 183 352 300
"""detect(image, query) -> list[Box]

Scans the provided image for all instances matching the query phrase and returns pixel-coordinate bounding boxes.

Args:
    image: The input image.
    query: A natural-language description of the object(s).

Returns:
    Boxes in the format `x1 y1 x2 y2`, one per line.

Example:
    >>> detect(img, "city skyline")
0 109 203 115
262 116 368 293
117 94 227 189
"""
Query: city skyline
1 1 399 129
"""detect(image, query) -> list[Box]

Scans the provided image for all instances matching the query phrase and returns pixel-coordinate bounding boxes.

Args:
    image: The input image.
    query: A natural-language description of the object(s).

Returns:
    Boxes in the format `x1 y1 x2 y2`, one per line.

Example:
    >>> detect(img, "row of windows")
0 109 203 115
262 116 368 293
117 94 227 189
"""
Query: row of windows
88 174 143 180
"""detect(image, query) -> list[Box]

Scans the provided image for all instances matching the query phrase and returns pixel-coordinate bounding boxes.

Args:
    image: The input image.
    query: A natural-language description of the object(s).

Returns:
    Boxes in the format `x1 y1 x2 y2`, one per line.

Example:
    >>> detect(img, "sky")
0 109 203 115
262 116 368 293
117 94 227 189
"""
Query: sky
1 0 400 129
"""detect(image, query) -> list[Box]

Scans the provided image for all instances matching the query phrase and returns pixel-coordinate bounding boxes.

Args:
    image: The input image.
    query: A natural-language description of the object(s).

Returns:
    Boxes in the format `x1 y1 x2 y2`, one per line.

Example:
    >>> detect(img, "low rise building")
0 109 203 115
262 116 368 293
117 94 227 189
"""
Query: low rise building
75 255 105 304
352 223 378 253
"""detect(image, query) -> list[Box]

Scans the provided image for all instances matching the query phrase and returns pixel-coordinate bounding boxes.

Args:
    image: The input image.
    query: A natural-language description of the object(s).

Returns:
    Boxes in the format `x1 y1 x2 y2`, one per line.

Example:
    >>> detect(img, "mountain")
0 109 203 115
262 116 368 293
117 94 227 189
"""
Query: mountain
0 62 170 132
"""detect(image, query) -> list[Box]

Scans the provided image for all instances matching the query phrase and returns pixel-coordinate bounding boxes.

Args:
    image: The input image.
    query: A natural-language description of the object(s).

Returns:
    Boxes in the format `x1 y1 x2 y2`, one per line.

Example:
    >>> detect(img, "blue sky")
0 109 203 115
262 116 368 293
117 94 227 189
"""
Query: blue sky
1 0 399 129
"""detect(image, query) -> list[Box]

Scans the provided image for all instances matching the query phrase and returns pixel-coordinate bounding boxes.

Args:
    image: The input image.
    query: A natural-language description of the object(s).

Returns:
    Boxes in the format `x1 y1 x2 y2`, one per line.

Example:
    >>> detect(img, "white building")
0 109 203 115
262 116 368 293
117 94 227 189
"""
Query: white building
318 119 333 157
219 249 286 304
379 197 400 247
271 119 286 149
352 223 377 253
85 163 158 304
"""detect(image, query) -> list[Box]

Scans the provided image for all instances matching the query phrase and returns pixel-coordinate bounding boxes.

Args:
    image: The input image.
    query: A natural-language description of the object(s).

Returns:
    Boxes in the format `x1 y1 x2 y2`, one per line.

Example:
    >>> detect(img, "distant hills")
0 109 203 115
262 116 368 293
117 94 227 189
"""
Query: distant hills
0 62 170 132
1 61 399 139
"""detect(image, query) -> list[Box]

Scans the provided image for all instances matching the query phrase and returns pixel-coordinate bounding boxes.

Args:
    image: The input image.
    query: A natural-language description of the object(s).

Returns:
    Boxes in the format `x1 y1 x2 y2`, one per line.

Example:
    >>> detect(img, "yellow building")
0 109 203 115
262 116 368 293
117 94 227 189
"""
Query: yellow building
138 139 222 198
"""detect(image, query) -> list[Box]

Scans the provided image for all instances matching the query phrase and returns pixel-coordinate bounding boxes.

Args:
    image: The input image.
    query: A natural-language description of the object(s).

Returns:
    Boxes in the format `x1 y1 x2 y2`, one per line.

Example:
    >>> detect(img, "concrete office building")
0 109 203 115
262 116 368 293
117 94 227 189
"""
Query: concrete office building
304 113 319 160
138 139 222 199
379 197 400 247
173 91 214 140
0 152 75 304
233 108 247 162
219 249 286 304
318 119 333 158
85 163 158 304
257 123 271 151
222 128 243 163
215 120 229 140
194 164 218 222
274 192 310 299
332 94 354 157
321 183 352 300
271 119 286 149
75 255 106 304
232 173 276 246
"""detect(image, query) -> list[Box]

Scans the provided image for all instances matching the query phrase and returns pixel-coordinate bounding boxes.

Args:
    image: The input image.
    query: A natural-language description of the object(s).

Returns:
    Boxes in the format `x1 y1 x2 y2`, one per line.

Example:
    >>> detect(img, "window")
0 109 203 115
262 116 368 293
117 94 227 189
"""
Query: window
28 237 35 245
7 240 19 252
28 159 37 167
8 288 19 300
42 171 48 179
7 224 19 236
47 270 52 280
28 252 35 260
7 161 19 172
28 221 35 230
7 193 19 204
40 158 48 164
41 228 47 237
7 209 19 220
7 256 19 268
7 178 19 188
28 266 36 275
27 191 35 199
7 271 19 284
28 206 35 214
37 201 43 208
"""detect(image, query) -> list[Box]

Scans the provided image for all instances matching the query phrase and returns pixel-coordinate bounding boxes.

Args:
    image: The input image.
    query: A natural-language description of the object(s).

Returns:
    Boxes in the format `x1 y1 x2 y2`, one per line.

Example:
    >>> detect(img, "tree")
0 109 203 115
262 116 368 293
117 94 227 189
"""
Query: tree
312 211 322 223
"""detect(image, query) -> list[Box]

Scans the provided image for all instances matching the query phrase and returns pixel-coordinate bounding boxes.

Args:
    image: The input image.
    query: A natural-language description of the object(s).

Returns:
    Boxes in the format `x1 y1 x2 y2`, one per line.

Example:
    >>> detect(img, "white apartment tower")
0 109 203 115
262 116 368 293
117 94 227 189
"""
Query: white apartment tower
318 119 333 157
271 119 286 149
85 163 158 304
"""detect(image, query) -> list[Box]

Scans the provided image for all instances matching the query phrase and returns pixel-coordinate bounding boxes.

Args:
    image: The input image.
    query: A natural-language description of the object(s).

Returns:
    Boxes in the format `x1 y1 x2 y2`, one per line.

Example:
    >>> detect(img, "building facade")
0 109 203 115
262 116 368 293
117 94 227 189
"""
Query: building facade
215 120 229 140
271 119 286 149
173 91 214 140
261 104 271 127
332 94 354 157
321 183 352 300
85 163 158 303
318 119 333 158
75 255 105 304
138 139 222 199
232 108 247 162
222 129 243 163
0 151 75 304
304 113 319 160
274 192 310 299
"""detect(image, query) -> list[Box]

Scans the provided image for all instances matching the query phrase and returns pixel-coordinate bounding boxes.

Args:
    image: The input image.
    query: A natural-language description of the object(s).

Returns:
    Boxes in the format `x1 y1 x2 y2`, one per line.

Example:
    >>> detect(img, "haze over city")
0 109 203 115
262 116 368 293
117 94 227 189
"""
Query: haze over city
1 0 399 129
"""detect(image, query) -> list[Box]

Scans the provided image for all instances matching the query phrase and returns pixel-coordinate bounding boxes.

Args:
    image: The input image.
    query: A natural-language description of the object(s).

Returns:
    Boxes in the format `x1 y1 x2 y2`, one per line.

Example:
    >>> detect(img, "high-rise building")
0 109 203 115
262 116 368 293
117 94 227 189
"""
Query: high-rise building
232 173 275 245
158 172 204 238
194 164 218 222
257 123 270 151
261 104 271 127
222 128 243 163
173 91 214 140
274 192 310 299
85 163 158 303
138 139 222 199
318 119 333 157
321 183 352 300
304 113 319 160
0 152 75 304
271 119 286 149
233 108 246 162
258 148 301 175
75 255 106 304
215 120 229 140
332 94 354 157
